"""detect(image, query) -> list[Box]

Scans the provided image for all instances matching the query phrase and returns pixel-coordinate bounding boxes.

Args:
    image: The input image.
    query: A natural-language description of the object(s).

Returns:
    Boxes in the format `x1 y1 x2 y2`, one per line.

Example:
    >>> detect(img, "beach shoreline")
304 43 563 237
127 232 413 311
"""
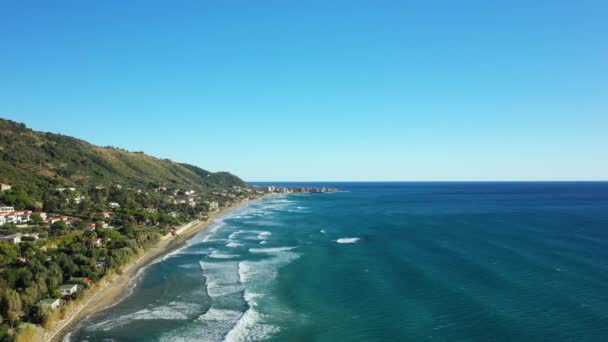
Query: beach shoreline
47 198 258 342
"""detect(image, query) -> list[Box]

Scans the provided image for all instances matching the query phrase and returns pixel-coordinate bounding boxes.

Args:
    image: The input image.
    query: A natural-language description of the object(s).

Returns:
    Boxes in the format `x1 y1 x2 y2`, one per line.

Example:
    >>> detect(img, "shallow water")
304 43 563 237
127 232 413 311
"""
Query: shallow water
68 182 608 341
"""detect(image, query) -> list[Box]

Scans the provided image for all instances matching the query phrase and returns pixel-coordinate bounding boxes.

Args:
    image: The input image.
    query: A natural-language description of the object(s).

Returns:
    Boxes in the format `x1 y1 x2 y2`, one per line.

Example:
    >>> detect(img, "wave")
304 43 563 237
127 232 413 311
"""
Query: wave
86 301 201 332
200 261 242 298
158 308 243 342
209 251 239 259
337 237 360 244
223 292 280 342
249 246 296 254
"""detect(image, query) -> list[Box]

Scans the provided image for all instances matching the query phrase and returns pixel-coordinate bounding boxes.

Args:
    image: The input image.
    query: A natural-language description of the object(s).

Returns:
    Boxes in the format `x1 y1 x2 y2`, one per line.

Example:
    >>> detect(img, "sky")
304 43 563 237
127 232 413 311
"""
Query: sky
1 0 607 181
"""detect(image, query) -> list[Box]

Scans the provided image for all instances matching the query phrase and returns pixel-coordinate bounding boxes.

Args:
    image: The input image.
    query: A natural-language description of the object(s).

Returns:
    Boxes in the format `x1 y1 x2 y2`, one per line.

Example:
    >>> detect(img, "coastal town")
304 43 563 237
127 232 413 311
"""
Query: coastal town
0 179 334 341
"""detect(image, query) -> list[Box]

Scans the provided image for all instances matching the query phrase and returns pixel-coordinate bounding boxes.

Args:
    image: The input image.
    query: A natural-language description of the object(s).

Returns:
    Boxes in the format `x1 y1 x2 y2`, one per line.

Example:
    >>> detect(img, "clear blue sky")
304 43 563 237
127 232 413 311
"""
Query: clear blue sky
1 0 607 181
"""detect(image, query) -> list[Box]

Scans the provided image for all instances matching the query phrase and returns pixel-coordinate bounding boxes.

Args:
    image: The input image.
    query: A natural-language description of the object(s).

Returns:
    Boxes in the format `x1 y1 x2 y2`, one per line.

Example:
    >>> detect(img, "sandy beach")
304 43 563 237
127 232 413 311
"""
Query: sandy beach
46 199 254 342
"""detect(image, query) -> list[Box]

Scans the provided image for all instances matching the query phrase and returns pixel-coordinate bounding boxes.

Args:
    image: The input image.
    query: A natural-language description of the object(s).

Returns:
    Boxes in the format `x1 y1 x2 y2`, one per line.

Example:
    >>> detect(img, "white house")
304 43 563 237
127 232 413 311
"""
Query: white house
0 206 15 213
33 212 47 220
109 202 120 208
59 284 79 296
0 184 11 191
0 233 22 244
39 298 64 310
209 201 219 210
0 211 31 226
0 232 38 243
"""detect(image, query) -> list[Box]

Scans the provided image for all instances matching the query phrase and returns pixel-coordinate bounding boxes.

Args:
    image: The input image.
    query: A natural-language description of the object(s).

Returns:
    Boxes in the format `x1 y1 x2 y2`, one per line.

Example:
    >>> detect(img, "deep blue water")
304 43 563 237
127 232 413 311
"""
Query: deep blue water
68 182 608 341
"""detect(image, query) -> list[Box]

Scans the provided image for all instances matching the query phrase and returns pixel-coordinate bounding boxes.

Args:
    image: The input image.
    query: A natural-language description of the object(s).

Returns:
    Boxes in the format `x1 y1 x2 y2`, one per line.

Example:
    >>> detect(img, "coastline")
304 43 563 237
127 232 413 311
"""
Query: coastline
46 198 258 342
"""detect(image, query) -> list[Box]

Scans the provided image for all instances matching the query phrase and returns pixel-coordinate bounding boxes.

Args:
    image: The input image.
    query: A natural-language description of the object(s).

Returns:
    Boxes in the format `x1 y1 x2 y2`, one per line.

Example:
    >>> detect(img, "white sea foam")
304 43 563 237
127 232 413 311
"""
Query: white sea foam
228 230 244 239
200 261 242 297
223 294 280 342
239 250 300 284
209 251 239 259
226 241 244 248
158 308 244 342
249 246 296 254
337 237 361 244
86 301 200 331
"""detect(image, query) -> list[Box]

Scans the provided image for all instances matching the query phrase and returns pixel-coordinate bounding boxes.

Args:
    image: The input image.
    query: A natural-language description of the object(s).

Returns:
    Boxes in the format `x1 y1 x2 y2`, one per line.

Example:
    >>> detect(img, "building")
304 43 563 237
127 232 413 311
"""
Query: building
0 206 15 213
0 210 32 226
38 298 64 310
0 234 22 244
33 211 47 220
72 195 85 204
0 232 39 244
209 201 219 210
100 210 113 218
70 277 93 286
0 183 11 191
109 202 120 208
59 284 79 296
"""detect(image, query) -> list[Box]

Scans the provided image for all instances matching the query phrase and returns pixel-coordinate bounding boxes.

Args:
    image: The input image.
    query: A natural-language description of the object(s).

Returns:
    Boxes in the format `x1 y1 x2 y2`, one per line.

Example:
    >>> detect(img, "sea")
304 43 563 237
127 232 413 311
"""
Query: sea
67 182 608 341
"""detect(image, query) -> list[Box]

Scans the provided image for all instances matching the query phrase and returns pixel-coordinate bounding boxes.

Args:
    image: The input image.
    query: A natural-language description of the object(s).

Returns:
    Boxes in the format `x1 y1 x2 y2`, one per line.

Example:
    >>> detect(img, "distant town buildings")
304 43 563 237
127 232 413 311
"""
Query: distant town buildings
0 183 12 191
253 185 337 194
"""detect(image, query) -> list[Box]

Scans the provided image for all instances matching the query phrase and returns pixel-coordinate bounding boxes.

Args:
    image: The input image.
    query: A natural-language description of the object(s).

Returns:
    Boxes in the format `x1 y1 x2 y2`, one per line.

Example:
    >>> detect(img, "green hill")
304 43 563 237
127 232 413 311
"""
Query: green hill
0 118 247 191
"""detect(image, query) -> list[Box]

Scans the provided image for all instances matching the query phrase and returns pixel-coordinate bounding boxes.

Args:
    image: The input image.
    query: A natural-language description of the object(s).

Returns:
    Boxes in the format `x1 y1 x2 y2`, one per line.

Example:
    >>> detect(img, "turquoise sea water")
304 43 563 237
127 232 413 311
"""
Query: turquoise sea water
68 182 608 341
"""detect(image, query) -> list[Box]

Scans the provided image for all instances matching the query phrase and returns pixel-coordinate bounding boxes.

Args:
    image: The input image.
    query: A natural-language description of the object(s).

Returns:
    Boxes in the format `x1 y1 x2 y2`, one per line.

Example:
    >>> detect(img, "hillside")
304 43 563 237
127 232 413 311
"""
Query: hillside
0 118 247 191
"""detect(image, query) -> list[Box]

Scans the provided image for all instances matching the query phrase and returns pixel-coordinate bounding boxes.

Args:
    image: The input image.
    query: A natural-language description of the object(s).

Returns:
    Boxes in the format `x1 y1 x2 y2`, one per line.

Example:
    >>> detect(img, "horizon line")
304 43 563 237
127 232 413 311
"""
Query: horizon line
246 180 608 183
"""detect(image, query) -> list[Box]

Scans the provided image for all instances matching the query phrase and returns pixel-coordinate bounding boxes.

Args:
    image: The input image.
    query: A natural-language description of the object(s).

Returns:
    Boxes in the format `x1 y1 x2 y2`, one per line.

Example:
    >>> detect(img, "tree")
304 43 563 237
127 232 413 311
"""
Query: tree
1 288 22 327
29 213 44 225
0 242 19 267
50 220 67 235
20 286 38 314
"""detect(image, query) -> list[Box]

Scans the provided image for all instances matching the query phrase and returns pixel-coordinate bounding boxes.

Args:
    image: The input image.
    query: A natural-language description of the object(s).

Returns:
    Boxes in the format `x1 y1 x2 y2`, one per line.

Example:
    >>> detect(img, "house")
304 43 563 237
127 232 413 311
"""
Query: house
109 202 120 208
13 210 32 223
59 284 79 296
100 210 113 219
39 298 64 310
0 211 31 225
92 238 104 247
70 277 93 286
45 216 78 226
70 195 85 204
33 211 47 220
85 223 96 231
0 206 15 213
0 183 11 191
0 233 22 244
209 201 219 210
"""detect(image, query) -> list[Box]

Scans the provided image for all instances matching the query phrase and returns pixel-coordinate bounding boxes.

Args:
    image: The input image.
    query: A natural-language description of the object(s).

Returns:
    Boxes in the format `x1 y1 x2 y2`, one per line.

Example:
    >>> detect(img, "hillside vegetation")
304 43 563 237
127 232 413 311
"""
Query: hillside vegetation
0 118 246 190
